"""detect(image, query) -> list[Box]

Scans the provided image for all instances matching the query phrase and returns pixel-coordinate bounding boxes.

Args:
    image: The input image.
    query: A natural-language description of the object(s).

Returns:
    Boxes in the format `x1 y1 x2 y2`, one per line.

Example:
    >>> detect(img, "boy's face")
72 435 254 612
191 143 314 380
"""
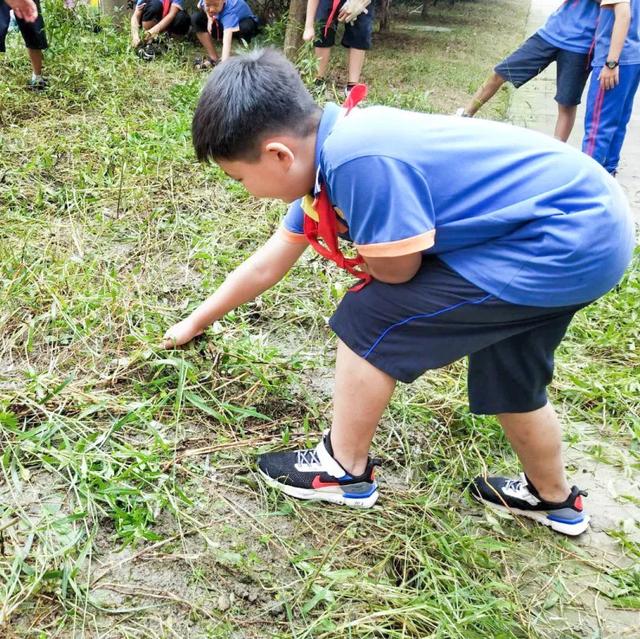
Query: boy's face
218 139 316 203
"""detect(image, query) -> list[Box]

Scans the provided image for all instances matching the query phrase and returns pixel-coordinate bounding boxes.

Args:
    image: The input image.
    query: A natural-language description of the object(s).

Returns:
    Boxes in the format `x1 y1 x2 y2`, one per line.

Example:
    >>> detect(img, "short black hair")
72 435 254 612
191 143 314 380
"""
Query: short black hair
192 48 322 162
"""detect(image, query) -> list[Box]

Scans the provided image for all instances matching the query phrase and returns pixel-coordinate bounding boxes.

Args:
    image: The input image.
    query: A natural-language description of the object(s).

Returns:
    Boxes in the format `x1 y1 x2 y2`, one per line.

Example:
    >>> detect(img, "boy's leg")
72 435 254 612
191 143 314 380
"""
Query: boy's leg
141 0 162 29
330 339 396 476
347 48 365 85
166 9 190 37
235 16 259 42
553 49 590 142
15 0 46 86
463 34 557 116
27 46 42 74
497 403 570 502
313 0 338 79
600 64 640 173
315 47 332 78
191 10 218 60
0 1 10 54
341 5 374 87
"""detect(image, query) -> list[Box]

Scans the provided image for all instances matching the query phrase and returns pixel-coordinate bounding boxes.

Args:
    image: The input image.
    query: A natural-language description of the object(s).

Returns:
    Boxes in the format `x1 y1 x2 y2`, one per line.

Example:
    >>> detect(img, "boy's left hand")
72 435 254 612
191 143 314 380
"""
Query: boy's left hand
162 317 204 348
599 65 620 91
338 0 371 24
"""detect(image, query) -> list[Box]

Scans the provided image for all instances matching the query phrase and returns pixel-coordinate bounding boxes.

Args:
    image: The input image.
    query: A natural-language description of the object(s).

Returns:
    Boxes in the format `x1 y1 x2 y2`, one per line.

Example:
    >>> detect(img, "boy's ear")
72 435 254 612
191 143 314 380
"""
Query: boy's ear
265 141 295 168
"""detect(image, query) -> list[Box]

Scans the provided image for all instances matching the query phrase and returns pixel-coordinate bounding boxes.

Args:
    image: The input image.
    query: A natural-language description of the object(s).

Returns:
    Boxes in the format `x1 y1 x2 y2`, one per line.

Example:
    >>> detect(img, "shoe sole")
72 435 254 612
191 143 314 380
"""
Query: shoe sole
258 470 378 508
472 495 590 536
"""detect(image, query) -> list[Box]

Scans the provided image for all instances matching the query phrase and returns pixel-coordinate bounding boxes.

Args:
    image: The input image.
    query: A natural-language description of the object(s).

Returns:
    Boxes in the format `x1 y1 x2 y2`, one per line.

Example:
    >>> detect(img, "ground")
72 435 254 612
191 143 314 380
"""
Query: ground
0 1 639 638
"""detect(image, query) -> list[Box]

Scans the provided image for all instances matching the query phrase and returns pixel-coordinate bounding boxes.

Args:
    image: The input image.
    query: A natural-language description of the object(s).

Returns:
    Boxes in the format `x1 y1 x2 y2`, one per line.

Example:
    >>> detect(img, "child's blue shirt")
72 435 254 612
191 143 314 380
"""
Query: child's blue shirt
537 0 600 54
283 104 634 308
198 0 256 29
593 0 640 66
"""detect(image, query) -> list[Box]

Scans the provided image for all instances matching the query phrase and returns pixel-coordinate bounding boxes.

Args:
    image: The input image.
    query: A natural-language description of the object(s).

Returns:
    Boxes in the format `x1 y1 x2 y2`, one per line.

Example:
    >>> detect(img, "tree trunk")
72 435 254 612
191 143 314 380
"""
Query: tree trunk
378 0 391 32
284 0 306 60
421 0 428 20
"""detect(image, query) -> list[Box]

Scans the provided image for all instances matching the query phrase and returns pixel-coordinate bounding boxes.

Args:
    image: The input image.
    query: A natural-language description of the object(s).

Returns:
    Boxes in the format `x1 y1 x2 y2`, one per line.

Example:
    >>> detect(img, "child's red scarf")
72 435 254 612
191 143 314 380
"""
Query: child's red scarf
302 84 372 292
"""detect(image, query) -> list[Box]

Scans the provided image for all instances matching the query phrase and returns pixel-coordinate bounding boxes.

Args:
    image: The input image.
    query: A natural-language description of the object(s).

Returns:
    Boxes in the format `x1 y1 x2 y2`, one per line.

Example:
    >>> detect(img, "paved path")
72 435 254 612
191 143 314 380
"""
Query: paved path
508 0 640 226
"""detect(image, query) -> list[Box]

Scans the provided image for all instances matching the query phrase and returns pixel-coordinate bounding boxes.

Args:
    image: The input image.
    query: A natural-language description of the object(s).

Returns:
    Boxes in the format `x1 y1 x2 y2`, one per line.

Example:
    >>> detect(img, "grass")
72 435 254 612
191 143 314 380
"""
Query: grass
1 0 639 637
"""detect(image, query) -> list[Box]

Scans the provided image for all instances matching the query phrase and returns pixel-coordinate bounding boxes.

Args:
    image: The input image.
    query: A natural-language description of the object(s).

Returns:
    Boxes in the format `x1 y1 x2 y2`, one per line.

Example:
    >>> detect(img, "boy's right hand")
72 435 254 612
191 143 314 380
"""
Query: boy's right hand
162 317 204 349
303 25 315 42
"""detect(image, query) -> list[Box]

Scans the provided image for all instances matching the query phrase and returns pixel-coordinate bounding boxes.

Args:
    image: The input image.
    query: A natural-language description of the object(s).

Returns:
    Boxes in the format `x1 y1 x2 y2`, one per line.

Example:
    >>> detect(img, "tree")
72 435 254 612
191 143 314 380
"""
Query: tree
284 0 306 60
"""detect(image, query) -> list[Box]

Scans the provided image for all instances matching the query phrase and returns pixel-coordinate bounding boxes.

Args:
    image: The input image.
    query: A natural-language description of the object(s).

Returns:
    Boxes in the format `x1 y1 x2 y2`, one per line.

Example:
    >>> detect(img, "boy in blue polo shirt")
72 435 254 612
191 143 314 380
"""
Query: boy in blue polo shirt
164 49 634 537
460 0 599 141
190 0 259 68
130 0 190 53
583 0 639 174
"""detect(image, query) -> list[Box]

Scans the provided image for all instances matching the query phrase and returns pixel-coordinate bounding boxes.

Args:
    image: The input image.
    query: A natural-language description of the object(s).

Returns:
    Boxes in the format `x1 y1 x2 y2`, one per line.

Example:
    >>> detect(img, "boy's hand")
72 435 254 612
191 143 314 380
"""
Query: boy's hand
599 65 620 91
162 318 204 348
338 0 370 24
303 25 315 41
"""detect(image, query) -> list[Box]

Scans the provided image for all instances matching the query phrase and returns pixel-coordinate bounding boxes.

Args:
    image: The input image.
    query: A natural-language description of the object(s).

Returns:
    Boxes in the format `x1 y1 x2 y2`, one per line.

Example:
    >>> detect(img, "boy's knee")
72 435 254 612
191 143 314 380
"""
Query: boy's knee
141 0 162 22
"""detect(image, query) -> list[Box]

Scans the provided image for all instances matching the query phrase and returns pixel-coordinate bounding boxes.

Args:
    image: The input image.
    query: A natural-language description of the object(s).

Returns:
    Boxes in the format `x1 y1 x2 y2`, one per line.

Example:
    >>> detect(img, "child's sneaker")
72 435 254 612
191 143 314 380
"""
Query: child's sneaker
470 473 589 536
27 77 47 91
257 431 380 508
454 107 470 117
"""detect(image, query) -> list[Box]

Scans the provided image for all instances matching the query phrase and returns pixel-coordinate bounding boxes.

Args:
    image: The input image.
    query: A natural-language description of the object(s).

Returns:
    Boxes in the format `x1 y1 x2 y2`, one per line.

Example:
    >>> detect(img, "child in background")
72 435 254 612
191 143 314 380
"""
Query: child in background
191 0 259 68
582 0 639 174
302 0 373 96
459 0 600 142
130 0 191 55
0 0 47 90
165 49 634 537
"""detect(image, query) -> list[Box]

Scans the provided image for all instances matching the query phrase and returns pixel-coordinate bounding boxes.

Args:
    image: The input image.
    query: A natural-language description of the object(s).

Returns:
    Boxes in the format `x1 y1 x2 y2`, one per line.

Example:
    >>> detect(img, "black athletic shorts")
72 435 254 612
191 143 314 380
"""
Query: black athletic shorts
329 256 590 414
314 0 374 50
141 0 190 36
0 0 47 53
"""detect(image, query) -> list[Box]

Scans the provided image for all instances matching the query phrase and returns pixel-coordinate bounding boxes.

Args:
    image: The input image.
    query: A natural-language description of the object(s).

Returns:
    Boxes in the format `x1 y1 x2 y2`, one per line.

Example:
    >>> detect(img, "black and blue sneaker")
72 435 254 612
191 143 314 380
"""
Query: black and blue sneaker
257 431 380 508
470 473 589 536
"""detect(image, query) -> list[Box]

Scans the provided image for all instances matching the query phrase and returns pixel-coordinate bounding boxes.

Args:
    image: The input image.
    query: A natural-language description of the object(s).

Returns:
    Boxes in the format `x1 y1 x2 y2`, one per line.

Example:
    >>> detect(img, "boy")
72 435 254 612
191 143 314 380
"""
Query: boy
0 0 47 90
130 0 190 53
164 49 634 536
582 0 639 174
459 0 600 142
302 0 373 95
191 0 259 68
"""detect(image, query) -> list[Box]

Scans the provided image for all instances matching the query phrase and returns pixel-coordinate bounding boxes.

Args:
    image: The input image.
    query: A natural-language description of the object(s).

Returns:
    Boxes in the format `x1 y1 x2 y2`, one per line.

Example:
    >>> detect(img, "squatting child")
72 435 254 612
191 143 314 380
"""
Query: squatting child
460 0 600 142
164 49 634 537
582 0 640 174
130 0 190 53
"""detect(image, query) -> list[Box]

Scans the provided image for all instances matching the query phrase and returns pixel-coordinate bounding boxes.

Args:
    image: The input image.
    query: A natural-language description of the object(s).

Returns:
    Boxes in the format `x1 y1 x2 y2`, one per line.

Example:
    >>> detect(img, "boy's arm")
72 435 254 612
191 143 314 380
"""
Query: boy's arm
162 232 307 347
221 28 234 61
361 253 423 284
147 3 181 37
599 1 631 90
303 0 320 41
131 5 144 46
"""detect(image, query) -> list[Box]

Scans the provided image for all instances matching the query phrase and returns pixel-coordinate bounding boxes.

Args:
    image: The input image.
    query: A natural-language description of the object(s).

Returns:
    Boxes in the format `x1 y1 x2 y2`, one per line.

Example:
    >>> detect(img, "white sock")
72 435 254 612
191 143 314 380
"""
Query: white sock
32 73 43 82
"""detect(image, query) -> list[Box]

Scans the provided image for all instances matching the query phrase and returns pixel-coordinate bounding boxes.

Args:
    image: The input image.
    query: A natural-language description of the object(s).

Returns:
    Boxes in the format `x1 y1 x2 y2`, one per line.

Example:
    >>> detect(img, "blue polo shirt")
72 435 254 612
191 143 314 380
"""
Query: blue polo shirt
198 0 256 29
592 0 640 66
537 0 600 54
282 104 633 308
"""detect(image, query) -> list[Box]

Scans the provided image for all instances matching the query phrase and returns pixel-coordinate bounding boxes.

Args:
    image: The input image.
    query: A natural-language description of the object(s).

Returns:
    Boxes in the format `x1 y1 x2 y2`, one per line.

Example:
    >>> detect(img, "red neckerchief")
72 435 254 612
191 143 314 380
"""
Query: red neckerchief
303 84 372 292
162 0 172 17
324 0 342 37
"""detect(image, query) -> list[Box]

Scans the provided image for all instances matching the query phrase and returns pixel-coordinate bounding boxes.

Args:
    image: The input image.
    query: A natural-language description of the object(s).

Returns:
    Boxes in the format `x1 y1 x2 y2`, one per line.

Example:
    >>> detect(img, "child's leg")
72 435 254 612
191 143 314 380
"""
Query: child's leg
346 48 365 85
141 0 162 30
191 10 218 60
497 403 570 502
330 339 396 476
554 104 577 142
28 47 42 75
464 34 557 116
315 46 332 78
313 0 337 79
464 72 506 116
341 7 373 86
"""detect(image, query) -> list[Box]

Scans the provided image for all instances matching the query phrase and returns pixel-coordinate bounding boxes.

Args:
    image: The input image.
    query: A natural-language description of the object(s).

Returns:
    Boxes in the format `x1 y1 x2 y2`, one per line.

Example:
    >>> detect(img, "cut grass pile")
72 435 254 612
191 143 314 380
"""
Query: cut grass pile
1 1 639 637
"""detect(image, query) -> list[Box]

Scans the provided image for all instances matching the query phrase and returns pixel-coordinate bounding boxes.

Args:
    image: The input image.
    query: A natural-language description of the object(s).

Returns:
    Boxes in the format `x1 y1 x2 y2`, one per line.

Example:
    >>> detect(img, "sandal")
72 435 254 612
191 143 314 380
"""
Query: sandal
193 56 218 70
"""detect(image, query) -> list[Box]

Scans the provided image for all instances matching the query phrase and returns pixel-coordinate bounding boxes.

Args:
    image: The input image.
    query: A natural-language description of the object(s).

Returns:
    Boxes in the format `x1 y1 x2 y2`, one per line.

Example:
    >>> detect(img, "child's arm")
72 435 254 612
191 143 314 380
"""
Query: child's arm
221 28 234 61
361 253 423 284
303 0 320 41
147 3 181 37
599 1 631 90
131 4 144 46
162 232 308 347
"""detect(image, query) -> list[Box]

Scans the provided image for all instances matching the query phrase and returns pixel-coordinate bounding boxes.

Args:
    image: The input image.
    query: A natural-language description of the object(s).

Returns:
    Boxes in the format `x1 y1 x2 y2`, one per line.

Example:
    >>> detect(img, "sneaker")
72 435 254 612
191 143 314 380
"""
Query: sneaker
470 473 589 536
257 431 380 508
27 77 47 91
137 43 157 61
454 107 470 117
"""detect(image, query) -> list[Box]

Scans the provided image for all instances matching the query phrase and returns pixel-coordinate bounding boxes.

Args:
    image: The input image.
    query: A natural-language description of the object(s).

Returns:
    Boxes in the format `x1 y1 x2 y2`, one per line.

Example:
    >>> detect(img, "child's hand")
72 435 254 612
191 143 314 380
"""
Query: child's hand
303 25 315 42
599 65 620 91
338 0 370 24
162 318 204 348
132 33 141 47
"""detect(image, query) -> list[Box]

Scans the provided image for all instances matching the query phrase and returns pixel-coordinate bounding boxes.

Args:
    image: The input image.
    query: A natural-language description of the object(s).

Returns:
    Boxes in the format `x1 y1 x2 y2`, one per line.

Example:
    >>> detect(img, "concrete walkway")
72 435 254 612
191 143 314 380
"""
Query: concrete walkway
508 0 640 226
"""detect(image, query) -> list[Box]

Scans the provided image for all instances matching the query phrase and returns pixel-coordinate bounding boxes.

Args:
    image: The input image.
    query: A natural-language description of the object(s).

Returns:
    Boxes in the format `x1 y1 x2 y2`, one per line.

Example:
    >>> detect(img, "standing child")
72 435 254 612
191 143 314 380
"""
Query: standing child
190 0 259 68
460 0 600 142
0 0 47 90
582 0 639 174
302 0 373 96
165 49 634 537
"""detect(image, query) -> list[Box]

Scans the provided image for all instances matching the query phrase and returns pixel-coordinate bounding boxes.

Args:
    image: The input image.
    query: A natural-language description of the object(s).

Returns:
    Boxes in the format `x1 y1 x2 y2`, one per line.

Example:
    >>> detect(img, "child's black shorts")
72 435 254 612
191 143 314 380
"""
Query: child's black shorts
494 33 591 106
0 0 47 53
191 9 258 41
141 0 190 36
329 256 590 415
314 0 374 50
